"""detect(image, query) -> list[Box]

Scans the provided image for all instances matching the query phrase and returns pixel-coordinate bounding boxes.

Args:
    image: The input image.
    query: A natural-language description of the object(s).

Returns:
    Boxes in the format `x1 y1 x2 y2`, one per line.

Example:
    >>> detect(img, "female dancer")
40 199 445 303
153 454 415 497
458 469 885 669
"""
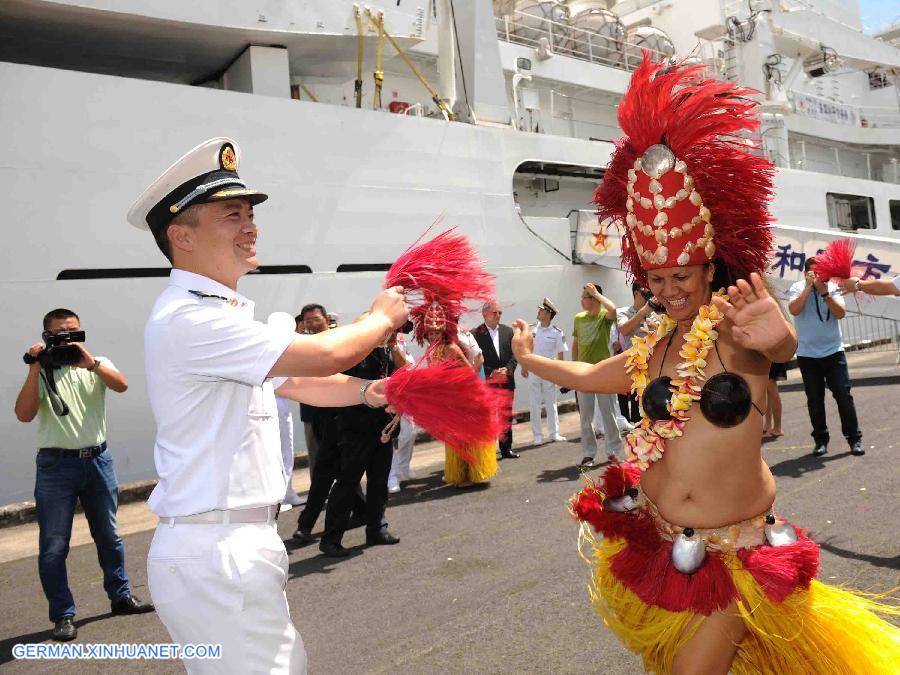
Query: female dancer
511 57 899 674
415 301 498 487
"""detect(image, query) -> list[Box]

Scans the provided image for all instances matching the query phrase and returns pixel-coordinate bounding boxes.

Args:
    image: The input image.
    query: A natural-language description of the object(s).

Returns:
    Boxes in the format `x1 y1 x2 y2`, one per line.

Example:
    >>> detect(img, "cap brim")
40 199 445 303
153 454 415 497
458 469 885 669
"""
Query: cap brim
206 188 268 205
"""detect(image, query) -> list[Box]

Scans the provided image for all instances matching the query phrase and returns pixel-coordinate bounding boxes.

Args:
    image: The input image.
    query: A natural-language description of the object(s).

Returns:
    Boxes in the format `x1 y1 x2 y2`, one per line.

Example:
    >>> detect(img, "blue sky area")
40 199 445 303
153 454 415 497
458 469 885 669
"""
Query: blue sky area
859 0 898 34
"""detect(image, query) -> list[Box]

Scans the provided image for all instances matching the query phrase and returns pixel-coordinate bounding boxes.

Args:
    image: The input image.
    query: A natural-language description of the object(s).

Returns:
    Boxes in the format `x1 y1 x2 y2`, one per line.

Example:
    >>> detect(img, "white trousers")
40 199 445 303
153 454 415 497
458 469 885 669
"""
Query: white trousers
276 397 295 480
578 392 623 461
528 375 559 439
148 522 307 674
389 416 416 482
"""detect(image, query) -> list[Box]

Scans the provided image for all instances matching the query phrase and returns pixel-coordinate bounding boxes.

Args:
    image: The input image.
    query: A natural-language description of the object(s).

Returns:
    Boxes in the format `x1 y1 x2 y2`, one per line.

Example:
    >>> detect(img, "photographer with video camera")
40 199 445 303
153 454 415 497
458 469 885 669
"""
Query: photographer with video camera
14 308 152 642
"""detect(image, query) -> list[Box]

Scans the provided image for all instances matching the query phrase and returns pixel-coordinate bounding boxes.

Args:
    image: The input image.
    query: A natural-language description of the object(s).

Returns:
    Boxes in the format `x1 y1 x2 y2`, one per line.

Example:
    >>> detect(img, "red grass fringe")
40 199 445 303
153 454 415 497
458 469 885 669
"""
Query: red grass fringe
812 239 856 281
594 54 774 286
737 528 819 603
601 462 642 497
384 361 512 458
385 228 495 304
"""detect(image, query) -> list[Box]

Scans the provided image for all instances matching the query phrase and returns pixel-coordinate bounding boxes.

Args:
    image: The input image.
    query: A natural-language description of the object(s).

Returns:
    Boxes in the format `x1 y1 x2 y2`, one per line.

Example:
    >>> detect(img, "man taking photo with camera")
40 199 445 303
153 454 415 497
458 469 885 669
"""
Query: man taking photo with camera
14 308 153 642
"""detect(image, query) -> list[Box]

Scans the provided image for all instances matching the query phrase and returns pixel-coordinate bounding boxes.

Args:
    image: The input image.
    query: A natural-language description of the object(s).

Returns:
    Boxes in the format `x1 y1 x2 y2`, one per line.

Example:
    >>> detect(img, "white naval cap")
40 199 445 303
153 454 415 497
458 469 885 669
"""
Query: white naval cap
537 297 559 315
126 137 268 233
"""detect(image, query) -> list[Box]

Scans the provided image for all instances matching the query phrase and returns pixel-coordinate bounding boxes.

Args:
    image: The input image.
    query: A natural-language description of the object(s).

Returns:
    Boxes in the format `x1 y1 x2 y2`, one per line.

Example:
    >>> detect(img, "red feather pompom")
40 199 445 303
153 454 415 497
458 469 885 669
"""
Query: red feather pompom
385 228 495 304
600 462 642 497
384 362 511 460
812 239 856 281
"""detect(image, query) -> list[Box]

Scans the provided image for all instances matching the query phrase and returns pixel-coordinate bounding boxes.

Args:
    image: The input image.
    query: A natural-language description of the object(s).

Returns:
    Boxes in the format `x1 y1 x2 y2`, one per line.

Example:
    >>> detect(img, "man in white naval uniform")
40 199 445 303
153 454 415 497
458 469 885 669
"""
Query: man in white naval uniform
522 298 567 445
127 138 407 674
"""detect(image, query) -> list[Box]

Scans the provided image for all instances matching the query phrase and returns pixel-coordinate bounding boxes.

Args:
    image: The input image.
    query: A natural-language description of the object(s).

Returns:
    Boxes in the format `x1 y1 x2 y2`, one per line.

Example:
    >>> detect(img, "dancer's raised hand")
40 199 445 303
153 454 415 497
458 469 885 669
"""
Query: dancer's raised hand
711 273 796 358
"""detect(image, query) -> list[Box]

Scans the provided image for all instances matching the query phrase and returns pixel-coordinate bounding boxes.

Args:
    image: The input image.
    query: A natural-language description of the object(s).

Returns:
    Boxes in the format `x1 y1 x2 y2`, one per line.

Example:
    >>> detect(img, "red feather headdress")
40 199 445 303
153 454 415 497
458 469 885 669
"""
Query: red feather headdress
594 54 775 286
410 296 461 346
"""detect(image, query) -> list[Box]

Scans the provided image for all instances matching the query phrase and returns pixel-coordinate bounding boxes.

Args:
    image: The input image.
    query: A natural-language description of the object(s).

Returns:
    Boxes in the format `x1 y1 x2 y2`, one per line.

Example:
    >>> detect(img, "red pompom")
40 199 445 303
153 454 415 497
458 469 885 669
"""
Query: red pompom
385 228 495 305
384 362 511 459
812 239 856 282
600 462 642 497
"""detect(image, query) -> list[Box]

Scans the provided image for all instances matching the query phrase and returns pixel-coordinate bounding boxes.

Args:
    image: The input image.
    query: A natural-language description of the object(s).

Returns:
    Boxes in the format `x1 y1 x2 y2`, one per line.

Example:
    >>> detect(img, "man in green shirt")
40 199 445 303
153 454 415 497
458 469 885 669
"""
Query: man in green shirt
14 308 152 642
572 283 623 468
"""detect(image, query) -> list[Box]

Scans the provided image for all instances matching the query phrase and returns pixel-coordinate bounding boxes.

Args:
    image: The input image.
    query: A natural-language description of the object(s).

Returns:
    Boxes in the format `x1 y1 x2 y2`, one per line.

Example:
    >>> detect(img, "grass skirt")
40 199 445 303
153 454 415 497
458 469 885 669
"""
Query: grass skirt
444 441 497 485
574 465 900 674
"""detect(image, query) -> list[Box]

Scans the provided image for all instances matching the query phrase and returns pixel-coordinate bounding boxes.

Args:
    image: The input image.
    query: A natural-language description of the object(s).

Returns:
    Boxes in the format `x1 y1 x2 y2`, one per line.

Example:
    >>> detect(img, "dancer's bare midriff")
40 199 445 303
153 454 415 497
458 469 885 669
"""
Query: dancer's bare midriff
639 324 777 529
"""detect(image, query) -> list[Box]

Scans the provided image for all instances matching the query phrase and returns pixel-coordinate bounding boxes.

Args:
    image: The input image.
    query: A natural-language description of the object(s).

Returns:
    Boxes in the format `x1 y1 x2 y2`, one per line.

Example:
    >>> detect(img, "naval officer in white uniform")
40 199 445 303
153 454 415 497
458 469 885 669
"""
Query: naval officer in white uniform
522 298 568 445
127 138 408 674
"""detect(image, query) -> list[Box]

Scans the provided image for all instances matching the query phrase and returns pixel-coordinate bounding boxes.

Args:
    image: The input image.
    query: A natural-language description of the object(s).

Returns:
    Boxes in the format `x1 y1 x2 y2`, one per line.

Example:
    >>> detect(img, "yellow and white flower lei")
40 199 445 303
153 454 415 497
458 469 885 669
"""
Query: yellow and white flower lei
623 292 727 470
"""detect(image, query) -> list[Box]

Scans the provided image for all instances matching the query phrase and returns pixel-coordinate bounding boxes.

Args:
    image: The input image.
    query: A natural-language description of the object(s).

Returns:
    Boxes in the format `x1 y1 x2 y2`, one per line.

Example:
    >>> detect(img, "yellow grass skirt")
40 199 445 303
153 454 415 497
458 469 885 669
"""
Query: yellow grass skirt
587 534 900 674
444 441 498 485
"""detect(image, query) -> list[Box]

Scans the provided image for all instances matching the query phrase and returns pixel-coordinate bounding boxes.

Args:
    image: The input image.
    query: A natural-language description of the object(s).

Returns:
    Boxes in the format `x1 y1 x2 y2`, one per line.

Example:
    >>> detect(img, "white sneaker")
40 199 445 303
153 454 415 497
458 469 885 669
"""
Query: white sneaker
388 477 401 494
533 436 545 446
550 434 567 442
283 488 304 506
399 468 417 481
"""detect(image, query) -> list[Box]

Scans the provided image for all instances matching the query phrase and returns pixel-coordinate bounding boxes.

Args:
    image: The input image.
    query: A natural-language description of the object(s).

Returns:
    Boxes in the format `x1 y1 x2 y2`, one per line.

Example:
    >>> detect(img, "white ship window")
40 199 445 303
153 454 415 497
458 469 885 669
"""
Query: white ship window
890 201 900 231
826 193 876 231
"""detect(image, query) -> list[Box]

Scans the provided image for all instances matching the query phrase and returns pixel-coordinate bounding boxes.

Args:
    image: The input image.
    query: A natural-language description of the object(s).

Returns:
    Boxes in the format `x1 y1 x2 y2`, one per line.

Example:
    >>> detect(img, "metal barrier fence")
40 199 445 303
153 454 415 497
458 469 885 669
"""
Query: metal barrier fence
840 312 900 354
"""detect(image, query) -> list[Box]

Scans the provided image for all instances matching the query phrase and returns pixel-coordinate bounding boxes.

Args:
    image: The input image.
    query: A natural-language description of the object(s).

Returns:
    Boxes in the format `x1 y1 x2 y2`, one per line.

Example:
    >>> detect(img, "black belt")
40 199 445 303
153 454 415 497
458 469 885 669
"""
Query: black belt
38 441 107 459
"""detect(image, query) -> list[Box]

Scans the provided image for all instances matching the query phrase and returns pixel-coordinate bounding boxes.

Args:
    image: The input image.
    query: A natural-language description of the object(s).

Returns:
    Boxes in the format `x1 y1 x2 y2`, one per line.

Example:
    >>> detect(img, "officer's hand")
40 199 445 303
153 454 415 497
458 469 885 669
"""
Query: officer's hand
511 319 534 359
837 276 859 294
366 379 389 407
72 342 96 369
371 286 409 329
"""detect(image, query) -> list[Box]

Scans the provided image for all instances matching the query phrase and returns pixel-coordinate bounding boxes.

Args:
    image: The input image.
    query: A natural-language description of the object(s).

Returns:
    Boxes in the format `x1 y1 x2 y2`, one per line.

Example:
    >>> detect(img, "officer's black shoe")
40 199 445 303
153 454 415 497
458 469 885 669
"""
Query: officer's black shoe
812 444 828 457
366 530 400 546
319 541 350 558
500 450 520 459
850 441 865 456
52 616 77 642
292 528 315 545
111 594 155 615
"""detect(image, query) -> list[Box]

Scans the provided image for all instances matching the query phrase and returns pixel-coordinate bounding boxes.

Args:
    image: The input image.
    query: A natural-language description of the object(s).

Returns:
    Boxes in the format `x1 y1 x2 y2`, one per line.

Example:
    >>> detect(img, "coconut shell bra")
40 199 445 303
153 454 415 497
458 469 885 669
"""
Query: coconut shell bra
642 330 763 428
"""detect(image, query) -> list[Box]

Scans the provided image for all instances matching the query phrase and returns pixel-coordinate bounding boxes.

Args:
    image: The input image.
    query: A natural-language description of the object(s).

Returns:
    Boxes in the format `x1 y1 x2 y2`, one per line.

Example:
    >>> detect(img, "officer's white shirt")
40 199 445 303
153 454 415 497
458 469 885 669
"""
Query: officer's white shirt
145 269 295 517
531 323 567 359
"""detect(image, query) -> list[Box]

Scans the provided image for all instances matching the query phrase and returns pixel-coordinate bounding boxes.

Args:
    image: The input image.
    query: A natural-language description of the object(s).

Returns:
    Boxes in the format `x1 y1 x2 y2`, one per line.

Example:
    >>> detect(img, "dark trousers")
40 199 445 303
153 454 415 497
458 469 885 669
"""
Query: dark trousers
321 426 393 546
494 385 515 455
297 421 365 533
34 449 131 622
797 351 862 448
618 392 641 424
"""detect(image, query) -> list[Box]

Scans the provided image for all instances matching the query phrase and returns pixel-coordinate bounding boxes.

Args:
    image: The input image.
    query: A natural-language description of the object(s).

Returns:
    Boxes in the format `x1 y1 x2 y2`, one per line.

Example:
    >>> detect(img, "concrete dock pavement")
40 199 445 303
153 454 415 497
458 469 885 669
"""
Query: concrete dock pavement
0 354 898 673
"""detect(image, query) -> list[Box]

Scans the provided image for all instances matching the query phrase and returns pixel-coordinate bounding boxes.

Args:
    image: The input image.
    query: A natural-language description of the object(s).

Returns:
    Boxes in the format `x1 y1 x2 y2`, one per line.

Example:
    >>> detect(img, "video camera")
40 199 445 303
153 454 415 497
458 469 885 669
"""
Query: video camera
23 330 86 369
22 330 86 417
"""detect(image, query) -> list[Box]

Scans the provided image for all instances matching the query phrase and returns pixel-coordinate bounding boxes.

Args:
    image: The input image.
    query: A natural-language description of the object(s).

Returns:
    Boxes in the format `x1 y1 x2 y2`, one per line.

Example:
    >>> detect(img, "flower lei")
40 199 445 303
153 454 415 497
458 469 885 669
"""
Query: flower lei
623 292 727 470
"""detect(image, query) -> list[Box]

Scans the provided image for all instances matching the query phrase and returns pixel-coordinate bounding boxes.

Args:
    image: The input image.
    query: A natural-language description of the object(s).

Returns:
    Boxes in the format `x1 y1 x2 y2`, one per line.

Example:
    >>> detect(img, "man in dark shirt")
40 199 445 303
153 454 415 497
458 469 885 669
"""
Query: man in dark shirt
317 337 406 556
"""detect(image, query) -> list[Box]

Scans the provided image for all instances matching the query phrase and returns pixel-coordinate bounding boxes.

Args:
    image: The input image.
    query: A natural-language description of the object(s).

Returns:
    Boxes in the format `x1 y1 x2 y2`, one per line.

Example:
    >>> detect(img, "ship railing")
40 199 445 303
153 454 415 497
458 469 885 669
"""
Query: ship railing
496 9 672 73
788 136 900 184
